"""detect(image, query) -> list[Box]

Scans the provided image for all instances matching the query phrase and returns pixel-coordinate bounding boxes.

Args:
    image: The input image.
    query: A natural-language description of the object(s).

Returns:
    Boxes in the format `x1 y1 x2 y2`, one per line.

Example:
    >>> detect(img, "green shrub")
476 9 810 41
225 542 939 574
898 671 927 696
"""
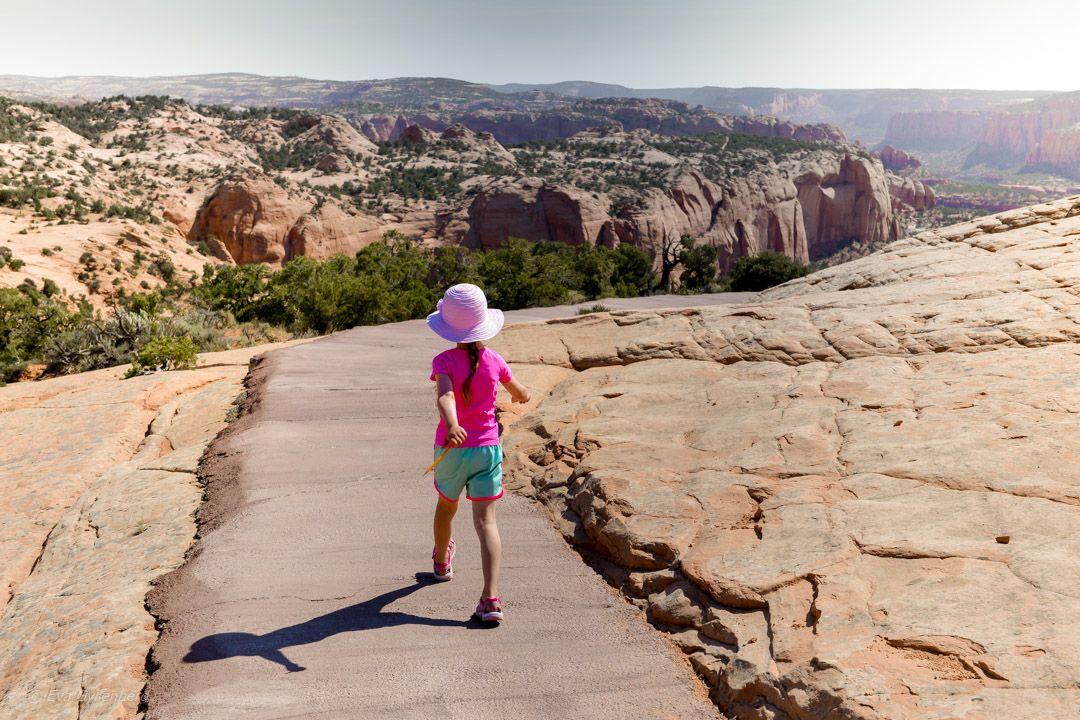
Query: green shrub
0 287 87 383
678 236 718 291
124 335 198 378
46 309 156 374
729 250 810 292
576 303 611 315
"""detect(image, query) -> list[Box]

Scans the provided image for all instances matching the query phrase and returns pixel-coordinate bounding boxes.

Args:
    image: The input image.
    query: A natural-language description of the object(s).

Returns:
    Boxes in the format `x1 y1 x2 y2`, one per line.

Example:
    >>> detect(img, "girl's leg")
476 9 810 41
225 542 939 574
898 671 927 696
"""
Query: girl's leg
433 496 457 563
471 499 501 598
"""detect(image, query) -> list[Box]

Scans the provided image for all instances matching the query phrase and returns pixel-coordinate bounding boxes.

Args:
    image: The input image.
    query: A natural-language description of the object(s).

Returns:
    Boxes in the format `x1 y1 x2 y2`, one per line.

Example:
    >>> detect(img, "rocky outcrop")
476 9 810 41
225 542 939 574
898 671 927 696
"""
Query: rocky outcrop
494 196 1080 720
439 123 516 163
461 153 926 269
400 122 516 164
315 152 353 173
794 155 897 258
360 114 406 141
284 203 382 260
887 174 937 210
192 176 383 265
287 115 378 157
463 177 612 250
882 110 990 151
398 123 440 145
193 177 310 265
877 144 921 170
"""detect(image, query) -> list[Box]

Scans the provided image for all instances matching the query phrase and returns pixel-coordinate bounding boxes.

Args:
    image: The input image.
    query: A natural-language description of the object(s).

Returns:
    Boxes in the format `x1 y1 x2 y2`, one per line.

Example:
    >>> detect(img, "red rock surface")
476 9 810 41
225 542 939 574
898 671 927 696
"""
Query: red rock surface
458 153 931 269
0 341 306 720
495 196 1080 719
193 176 383 265
877 145 921 171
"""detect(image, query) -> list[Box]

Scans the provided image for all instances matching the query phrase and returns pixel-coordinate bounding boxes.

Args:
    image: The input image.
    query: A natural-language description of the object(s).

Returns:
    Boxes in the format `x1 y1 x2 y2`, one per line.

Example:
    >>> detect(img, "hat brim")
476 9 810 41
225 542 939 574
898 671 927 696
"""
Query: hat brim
426 308 504 343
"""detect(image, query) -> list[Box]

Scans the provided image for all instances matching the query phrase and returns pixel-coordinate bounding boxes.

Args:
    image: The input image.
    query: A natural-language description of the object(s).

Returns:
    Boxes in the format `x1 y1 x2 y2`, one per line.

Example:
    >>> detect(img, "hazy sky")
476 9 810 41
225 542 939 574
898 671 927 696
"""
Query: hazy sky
0 0 1075 90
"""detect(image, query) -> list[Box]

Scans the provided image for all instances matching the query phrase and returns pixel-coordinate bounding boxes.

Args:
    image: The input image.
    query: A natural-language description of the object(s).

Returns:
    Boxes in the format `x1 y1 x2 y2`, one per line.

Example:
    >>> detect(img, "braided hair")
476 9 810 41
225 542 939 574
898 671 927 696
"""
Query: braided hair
461 342 480 406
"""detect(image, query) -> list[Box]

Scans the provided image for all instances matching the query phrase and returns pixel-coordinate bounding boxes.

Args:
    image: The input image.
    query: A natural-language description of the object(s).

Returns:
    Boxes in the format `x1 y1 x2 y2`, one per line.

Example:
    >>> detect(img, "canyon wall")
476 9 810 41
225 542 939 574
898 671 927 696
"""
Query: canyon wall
968 100 1080 166
355 99 846 145
1025 125 1080 174
458 154 931 271
882 110 989 151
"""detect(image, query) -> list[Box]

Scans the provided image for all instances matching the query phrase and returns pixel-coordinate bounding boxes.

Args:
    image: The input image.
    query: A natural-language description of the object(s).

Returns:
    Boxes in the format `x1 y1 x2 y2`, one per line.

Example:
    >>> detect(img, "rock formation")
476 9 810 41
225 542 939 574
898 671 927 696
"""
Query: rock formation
463 177 613 250
969 100 1080 165
886 174 936 211
494 195 1080 719
400 122 517 164
1024 124 1080 174
877 144 921 171
459 153 931 270
192 176 382 265
882 110 990 152
287 115 378 157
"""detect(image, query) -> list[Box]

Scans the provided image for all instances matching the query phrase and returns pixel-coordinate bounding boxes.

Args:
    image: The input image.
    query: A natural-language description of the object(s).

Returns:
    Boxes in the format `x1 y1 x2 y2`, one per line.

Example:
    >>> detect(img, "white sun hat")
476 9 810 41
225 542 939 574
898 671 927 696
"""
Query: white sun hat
426 283 505 343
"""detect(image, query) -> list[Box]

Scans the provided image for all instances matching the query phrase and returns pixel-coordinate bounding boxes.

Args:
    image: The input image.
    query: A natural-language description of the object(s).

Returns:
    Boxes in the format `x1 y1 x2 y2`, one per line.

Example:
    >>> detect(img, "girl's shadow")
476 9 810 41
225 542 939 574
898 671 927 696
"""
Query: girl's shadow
183 574 493 672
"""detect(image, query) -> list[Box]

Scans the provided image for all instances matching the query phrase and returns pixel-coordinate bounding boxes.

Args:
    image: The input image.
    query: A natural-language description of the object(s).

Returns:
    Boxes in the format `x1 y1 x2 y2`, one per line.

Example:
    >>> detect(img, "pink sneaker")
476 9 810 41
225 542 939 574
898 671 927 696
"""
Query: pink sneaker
432 539 455 581
475 596 503 622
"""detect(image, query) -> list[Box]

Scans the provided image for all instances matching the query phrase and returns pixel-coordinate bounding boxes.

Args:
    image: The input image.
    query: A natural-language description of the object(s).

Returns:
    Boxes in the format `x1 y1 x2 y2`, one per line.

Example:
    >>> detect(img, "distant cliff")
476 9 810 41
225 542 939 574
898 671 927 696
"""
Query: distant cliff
968 100 1080 167
1024 125 1080 177
882 110 990 152
352 98 846 146
451 152 931 270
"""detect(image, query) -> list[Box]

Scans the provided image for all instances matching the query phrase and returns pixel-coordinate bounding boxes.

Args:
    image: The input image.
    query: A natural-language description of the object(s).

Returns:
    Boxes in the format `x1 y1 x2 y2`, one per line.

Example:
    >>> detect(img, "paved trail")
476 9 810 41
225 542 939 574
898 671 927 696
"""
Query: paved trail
145 295 752 719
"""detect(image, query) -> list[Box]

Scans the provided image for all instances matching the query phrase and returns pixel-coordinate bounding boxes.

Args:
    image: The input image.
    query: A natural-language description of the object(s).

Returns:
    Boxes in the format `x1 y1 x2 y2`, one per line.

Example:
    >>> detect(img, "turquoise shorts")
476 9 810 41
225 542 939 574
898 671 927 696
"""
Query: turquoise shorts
433 445 503 502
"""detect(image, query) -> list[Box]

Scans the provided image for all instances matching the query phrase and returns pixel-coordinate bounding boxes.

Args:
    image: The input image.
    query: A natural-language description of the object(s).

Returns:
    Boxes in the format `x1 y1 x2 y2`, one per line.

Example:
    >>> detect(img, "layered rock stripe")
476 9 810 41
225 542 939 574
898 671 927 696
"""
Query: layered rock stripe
495 196 1080 719
141 296 755 720
0 341 305 720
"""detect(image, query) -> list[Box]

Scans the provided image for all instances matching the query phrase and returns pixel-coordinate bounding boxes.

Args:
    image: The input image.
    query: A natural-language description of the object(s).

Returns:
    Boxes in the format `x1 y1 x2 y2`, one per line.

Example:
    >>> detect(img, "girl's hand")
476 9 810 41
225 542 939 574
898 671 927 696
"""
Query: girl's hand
503 378 531 404
445 424 468 448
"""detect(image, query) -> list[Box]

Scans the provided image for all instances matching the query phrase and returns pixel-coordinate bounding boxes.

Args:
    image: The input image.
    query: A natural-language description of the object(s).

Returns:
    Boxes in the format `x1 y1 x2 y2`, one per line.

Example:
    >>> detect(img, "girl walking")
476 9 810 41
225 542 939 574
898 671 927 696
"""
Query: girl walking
426 284 530 623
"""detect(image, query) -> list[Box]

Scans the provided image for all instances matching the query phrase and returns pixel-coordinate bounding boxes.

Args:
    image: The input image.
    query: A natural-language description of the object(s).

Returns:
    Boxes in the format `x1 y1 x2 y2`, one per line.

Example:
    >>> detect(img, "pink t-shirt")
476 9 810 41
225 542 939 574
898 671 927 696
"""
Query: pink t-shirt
430 347 513 448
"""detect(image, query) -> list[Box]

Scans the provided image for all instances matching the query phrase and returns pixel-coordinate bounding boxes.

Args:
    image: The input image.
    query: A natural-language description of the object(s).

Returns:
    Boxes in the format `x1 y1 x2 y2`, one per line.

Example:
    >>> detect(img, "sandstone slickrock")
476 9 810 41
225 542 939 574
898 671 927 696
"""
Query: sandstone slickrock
493 196 1080 719
0 341 305 720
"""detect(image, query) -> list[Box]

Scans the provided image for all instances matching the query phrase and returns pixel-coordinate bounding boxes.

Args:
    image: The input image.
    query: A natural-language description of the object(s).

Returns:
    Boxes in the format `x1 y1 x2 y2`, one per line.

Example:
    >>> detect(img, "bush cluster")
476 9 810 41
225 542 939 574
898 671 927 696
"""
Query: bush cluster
1 228 812 385
195 233 658 335
729 250 810 291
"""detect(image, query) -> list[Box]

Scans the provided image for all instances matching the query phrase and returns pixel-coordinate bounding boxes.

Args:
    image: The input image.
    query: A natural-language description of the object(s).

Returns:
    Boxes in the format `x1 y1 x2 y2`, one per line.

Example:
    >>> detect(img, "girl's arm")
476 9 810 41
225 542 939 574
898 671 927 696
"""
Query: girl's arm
434 374 468 447
502 377 531 404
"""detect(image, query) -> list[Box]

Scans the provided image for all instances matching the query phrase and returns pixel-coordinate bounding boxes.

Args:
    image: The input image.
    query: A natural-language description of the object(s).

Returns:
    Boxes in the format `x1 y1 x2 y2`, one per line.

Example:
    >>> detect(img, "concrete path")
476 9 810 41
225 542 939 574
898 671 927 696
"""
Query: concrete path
145 294 752 719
